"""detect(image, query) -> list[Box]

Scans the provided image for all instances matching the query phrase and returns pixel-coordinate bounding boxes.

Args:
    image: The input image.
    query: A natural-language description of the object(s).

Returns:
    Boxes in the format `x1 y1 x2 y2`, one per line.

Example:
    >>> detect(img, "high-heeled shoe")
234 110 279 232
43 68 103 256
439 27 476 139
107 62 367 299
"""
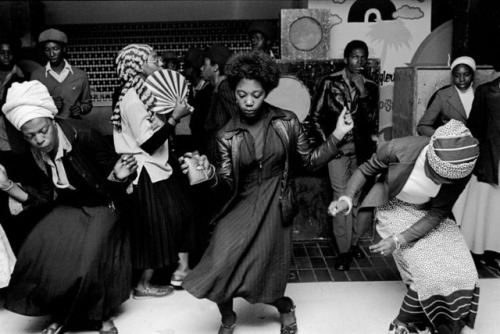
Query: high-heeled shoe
41 323 64 334
280 305 297 334
217 312 237 334
217 322 236 334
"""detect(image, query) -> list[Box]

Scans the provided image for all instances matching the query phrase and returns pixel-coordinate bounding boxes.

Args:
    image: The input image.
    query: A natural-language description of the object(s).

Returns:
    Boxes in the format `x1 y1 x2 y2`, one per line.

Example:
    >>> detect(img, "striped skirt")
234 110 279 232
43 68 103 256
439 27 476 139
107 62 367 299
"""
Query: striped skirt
376 198 479 332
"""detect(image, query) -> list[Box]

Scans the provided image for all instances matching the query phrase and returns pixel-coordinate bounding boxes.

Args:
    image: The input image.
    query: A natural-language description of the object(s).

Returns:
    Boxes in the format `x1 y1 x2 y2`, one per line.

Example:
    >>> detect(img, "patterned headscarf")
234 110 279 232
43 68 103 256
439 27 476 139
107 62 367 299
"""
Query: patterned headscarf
111 44 156 131
427 119 479 179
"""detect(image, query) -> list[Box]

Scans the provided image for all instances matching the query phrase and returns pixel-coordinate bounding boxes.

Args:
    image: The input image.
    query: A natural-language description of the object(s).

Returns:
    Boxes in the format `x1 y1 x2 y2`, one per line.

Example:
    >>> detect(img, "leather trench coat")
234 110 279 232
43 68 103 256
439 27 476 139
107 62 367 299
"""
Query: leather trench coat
210 104 342 222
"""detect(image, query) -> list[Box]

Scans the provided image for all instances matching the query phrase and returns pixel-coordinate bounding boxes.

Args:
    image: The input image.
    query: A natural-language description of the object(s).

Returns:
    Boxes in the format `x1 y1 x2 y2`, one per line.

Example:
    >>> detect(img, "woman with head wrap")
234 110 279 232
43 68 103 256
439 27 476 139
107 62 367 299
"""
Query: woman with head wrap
0 80 138 334
330 120 480 334
417 56 476 137
113 44 197 295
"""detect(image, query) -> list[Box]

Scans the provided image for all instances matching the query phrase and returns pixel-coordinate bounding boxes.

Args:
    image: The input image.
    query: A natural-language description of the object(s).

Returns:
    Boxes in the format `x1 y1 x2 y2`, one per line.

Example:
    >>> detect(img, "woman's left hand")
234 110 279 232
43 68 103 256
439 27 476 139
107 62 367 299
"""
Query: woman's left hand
369 237 396 256
113 155 139 180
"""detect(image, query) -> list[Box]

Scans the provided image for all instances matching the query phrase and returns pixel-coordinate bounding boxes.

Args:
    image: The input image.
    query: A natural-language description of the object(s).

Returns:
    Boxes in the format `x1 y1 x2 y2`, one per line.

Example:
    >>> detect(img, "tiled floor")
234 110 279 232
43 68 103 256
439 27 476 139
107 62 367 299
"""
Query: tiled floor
290 240 500 282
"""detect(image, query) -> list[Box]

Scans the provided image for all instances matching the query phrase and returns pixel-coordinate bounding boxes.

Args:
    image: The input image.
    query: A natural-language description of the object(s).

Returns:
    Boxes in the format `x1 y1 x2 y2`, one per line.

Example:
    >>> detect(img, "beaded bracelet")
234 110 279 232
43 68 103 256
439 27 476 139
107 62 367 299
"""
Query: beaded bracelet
0 180 14 191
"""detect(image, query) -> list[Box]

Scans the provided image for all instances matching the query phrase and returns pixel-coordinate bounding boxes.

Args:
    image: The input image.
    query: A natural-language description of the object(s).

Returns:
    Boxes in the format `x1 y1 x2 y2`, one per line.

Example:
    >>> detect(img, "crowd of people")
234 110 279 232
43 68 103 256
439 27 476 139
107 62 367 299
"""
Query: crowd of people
0 18 498 334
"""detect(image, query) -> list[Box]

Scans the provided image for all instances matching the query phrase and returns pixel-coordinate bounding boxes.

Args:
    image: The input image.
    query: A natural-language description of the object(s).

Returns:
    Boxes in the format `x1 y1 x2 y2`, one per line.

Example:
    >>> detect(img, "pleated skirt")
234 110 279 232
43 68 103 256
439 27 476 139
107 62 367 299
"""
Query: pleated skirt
5 205 131 322
376 198 479 330
131 168 197 269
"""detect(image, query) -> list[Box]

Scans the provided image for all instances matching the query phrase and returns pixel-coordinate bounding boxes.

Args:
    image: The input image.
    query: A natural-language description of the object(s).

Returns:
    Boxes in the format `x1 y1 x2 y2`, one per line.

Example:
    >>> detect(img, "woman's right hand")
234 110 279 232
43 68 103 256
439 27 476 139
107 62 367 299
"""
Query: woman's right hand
0 164 11 188
179 152 210 174
171 98 193 121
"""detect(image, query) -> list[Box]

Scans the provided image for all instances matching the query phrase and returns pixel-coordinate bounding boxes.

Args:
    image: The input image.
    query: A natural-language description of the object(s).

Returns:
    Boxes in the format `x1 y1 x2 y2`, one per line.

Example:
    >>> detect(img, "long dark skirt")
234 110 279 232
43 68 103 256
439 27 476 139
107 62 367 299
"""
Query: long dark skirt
5 205 131 323
131 168 198 270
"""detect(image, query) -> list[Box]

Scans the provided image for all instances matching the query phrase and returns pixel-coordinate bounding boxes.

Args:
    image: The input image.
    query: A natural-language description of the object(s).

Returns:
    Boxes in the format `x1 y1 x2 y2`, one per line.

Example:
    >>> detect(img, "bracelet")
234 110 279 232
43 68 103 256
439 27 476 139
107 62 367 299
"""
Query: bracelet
338 195 353 215
0 180 14 191
392 235 401 250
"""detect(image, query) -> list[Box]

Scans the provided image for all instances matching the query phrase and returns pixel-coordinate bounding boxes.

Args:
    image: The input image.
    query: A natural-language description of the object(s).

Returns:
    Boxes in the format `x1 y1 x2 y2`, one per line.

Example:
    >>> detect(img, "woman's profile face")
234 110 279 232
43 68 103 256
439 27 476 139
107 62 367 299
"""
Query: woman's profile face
21 117 58 154
452 64 474 91
235 78 266 119
142 51 162 77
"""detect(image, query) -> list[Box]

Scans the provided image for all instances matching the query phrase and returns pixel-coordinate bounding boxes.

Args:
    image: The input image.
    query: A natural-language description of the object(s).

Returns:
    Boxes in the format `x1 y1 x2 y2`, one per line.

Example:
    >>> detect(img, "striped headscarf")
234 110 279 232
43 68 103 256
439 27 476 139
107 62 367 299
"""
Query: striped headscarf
112 44 156 131
427 119 479 179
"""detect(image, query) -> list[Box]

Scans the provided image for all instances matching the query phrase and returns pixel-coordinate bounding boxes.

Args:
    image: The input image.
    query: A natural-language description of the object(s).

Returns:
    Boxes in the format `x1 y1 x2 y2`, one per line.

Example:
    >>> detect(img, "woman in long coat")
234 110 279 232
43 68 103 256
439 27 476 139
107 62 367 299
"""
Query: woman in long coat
181 51 354 334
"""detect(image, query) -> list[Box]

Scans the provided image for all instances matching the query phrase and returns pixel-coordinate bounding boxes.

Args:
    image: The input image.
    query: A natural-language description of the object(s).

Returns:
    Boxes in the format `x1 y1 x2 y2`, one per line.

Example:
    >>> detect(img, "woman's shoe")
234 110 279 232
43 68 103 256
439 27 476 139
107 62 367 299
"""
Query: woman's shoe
280 305 298 334
170 273 188 287
388 320 413 334
41 323 64 334
133 285 174 299
217 322 236 334
99 319 119 334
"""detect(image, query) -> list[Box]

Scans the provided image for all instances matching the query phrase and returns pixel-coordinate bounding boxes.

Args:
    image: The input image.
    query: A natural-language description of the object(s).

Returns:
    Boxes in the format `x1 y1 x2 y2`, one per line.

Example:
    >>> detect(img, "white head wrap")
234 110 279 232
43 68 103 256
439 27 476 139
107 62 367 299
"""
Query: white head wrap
450 56 476 72
2 81 58 130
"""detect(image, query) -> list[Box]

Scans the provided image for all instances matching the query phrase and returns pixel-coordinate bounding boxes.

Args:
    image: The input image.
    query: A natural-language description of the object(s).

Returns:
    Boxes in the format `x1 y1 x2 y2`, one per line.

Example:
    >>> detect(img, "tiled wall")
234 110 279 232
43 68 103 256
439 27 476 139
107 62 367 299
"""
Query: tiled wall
59 19 280 103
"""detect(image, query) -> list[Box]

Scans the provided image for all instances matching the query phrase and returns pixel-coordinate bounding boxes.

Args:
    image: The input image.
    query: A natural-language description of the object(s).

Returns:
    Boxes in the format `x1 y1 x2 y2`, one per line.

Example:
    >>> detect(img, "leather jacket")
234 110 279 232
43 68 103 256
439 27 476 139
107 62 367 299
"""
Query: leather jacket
304 70 378 163
210 103 342 221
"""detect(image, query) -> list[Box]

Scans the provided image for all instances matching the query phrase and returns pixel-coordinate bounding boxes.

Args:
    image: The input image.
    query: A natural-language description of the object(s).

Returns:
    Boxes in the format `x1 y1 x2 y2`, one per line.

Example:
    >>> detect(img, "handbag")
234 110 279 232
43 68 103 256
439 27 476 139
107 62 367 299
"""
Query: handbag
280 178 299 227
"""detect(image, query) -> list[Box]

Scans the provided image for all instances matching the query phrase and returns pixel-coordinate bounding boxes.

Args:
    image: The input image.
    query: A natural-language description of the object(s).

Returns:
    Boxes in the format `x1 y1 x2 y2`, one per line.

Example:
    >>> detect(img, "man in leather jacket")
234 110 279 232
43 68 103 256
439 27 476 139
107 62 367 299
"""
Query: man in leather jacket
304 40 379 271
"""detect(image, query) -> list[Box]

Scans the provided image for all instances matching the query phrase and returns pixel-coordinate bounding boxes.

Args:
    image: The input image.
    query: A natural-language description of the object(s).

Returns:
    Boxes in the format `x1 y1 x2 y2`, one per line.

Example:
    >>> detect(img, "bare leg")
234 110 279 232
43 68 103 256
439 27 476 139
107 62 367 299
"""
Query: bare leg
136 268 154 290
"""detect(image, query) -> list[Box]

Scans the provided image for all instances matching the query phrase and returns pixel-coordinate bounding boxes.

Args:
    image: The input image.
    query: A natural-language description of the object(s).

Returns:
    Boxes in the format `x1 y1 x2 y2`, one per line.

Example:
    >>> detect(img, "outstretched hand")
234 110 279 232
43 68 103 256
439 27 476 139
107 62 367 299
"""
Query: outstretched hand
332 107 354 140
369 238 396 256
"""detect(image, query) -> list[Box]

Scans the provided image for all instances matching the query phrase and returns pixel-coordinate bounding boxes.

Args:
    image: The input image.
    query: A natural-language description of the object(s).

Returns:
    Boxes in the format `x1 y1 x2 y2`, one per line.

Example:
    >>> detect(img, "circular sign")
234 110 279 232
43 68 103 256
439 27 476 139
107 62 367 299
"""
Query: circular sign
289 17 323 51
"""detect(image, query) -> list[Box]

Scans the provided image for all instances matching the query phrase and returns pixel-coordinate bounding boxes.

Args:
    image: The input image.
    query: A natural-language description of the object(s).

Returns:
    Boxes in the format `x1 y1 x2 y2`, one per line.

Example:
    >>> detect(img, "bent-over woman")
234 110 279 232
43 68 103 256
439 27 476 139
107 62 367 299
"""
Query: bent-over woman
330 120 480 334
1 81 137 334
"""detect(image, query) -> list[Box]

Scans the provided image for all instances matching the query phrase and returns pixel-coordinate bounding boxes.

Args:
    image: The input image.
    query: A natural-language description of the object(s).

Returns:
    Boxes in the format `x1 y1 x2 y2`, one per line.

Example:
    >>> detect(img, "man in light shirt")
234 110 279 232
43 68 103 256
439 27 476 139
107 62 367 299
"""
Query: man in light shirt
31 28 92 119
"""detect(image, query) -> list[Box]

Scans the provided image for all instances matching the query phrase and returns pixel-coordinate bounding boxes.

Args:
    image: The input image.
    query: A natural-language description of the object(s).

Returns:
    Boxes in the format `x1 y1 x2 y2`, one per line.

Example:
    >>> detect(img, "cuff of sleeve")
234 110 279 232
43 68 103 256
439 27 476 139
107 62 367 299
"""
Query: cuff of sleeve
338 195 353 215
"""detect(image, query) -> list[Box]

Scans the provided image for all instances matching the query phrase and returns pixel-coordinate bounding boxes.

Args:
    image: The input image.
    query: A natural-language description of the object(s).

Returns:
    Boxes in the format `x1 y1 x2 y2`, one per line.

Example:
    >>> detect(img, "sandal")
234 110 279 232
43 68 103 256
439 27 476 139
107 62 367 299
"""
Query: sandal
41 323 64 334
170 270 190 287
99 326 118 334
99 319 119 334
218 313 237 334
280 305 297 334
133 285 174 299
217 322 236 334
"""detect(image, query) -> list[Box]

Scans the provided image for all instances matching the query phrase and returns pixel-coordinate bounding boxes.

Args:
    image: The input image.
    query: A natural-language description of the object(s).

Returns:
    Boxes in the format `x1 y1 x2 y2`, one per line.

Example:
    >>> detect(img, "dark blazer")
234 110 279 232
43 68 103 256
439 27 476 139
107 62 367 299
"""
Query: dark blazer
468 77 500 185
417 85 469 137
344 136 469 244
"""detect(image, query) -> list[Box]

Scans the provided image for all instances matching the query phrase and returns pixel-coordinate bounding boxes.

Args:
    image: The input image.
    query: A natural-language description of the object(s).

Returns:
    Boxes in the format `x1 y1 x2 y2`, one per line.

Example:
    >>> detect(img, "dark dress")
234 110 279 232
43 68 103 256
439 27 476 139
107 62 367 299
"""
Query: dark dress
184 112 291 304
5 120 131 324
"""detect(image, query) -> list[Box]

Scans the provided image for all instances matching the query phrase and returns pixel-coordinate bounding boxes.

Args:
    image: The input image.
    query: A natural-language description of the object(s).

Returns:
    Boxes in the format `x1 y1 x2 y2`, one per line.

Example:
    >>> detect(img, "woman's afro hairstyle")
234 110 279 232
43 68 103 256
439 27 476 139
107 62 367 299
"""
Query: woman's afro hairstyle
225 50 280 94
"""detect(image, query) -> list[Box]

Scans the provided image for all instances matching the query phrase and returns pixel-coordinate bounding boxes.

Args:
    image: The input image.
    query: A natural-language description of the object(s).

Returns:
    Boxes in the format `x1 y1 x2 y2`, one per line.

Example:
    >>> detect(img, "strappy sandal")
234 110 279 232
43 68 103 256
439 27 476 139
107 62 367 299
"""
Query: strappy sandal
99 326 118 334
99 319 119 334
218 313 236 334
41 323 64 334
280 305 298 334
217 322 236 334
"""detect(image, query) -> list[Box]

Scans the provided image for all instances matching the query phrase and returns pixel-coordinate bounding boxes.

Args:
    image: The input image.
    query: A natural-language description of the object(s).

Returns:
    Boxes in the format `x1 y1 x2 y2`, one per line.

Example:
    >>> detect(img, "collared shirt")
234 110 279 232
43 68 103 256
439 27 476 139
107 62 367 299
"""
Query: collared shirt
45 59 73 83
455 85 474 118
32 123 75 189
